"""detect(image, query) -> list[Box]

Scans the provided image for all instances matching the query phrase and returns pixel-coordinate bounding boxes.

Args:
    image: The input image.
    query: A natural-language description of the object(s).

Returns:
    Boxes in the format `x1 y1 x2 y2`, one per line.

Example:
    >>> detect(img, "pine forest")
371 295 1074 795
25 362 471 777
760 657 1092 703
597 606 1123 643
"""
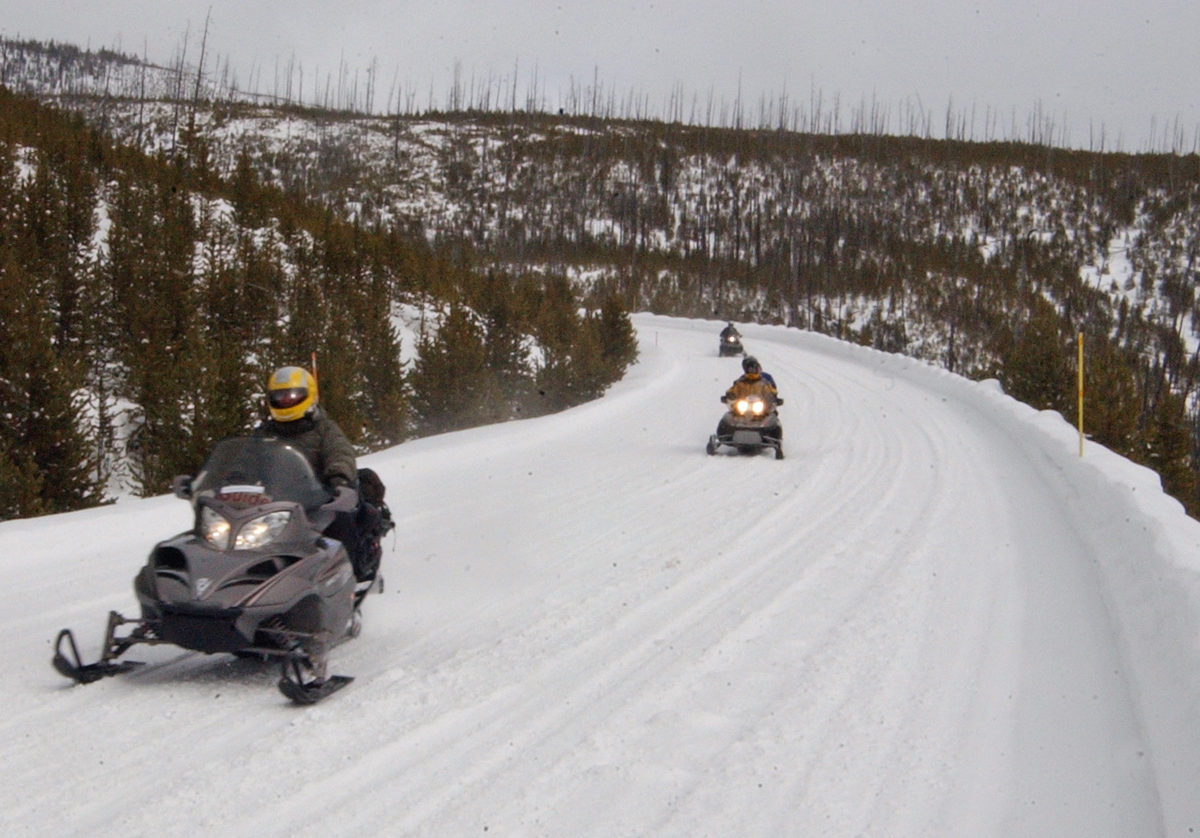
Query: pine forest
2 38 1200 519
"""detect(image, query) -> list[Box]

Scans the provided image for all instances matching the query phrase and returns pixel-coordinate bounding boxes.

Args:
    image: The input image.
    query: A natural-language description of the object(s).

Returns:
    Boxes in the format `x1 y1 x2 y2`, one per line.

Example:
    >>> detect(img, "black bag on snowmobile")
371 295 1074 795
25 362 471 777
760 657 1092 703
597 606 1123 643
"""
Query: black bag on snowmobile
350 466 394 583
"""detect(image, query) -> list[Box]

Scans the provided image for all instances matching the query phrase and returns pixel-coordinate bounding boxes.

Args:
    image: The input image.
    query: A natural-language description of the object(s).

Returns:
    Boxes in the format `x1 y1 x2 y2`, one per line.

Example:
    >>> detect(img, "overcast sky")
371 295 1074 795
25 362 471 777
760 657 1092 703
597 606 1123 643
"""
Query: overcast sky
3 0 1198 151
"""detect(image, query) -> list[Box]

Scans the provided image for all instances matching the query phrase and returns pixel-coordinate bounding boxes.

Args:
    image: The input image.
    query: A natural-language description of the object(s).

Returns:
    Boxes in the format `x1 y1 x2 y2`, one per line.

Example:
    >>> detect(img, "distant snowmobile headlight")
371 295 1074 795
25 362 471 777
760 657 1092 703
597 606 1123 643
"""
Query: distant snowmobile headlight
750 399 765 416
235 510 292 549
200 506 232 550
735 398 751 414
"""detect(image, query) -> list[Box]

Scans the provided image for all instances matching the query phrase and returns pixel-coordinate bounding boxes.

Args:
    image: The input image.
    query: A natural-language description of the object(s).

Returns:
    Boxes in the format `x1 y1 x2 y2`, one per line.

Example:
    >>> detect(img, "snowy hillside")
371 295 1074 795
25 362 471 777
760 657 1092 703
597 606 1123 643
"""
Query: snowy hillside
4 314 1200 837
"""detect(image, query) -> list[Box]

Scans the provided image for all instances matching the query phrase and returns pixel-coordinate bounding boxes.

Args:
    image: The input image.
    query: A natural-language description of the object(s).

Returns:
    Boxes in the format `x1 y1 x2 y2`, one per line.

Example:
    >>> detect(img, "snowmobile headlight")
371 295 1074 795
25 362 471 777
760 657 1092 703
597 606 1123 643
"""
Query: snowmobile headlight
200 506 232 549
734 398 765 416
235 510 292 549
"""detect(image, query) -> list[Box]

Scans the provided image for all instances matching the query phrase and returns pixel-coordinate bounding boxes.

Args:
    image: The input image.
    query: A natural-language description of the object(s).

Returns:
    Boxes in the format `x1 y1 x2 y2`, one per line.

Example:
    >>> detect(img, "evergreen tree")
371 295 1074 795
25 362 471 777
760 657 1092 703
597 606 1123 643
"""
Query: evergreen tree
230 147 268 229
410 304 502 434
78 245 124 493
271 231 327 367
17 151 95 369
107 172 206 492
0 435 44 521
1079 335 1140 456
194 238 260 444
998 299 1073 414
531 276 584 413
563 315 610 403
313 223 368 439
593 292 639 373
1140 389 1197 513
475 270 534 415
357 266 410 445
0 248 101 515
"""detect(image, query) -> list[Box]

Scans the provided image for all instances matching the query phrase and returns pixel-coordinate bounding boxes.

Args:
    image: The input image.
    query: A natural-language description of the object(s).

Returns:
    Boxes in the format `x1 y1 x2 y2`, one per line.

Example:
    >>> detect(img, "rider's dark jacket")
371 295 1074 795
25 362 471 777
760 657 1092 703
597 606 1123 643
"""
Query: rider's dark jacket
254 407 357 489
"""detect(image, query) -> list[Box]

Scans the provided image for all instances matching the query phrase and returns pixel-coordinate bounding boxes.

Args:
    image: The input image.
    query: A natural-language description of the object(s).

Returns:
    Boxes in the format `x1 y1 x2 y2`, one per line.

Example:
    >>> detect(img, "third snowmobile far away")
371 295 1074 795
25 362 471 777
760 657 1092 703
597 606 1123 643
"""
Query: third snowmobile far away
718 322 744 356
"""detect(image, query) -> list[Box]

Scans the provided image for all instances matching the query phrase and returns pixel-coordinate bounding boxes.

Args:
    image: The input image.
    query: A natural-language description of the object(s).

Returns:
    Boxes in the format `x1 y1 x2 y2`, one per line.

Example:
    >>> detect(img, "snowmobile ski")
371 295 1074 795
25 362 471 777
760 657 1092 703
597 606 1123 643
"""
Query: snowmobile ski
278 654 353 704
278 674 353 704
52 627 144 684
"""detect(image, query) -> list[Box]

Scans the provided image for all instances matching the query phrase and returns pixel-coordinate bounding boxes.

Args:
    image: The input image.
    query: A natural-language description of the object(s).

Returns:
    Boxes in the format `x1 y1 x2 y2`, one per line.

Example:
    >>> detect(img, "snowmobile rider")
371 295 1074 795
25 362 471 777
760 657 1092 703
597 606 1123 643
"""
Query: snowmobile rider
720 321 741 342
257 366 357 488
255 366 378 583
723 356 779 406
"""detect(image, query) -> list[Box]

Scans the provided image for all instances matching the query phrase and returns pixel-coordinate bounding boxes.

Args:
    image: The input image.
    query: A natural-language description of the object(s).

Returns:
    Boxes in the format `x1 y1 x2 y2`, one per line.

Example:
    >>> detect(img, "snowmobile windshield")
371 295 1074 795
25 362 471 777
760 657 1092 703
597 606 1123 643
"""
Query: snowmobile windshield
190 437 328 512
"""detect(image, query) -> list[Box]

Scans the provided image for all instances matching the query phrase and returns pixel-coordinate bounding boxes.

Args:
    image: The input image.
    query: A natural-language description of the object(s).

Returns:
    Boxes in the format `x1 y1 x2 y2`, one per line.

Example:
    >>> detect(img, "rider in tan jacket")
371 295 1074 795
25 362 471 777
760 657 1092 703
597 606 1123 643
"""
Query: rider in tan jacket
723 356 779 405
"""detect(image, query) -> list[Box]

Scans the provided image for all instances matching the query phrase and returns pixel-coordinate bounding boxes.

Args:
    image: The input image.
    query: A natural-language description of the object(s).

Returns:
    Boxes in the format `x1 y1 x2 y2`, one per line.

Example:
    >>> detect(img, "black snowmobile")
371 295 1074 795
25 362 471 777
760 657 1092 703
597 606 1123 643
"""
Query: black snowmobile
52 436 393 704
718 326 744 357
706 394 785 459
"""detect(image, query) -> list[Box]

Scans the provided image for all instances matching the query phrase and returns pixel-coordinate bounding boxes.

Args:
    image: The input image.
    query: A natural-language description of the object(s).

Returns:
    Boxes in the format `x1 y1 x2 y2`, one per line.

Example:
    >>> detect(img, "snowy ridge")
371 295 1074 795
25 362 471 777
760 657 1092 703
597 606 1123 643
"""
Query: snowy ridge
3 314 1200 837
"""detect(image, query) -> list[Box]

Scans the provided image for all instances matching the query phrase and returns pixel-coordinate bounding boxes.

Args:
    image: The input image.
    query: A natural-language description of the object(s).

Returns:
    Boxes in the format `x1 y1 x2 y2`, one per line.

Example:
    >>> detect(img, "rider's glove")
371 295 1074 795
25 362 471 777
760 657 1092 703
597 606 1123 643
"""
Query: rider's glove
325 484 359 512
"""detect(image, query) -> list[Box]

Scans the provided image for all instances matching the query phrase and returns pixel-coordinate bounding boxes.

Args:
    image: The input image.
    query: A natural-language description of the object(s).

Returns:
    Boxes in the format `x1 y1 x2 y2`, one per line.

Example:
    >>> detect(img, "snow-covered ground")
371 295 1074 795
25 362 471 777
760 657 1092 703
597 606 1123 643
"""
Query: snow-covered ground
4 314 1200 837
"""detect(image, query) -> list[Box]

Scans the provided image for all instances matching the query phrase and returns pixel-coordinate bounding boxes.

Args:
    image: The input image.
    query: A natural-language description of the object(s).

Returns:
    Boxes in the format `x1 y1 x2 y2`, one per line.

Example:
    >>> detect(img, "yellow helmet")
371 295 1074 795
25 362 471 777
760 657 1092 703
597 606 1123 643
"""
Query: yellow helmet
266 366 318 422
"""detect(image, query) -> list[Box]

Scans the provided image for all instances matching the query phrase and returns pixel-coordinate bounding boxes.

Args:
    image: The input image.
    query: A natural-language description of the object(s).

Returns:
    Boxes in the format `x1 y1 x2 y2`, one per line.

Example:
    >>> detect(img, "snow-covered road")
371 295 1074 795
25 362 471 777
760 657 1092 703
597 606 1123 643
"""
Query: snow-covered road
3 314 1200 837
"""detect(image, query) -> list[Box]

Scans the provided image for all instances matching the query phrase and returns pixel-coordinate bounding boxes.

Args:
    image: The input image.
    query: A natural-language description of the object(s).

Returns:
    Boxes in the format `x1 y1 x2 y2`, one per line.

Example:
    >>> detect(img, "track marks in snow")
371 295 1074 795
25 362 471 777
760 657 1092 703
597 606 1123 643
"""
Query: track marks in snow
2 316 1170 837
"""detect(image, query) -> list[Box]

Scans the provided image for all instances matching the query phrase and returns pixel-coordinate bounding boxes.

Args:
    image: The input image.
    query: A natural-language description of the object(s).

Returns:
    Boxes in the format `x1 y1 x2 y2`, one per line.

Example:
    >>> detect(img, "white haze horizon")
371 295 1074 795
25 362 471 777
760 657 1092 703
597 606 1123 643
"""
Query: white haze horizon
2 0 1199 152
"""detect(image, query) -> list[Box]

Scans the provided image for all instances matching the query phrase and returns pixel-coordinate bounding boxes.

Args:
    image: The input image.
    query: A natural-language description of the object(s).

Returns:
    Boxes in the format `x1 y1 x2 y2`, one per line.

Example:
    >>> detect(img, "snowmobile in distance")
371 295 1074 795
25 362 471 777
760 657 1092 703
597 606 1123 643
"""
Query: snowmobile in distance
706 394 785 459
52 436 390 704
718 324 744 357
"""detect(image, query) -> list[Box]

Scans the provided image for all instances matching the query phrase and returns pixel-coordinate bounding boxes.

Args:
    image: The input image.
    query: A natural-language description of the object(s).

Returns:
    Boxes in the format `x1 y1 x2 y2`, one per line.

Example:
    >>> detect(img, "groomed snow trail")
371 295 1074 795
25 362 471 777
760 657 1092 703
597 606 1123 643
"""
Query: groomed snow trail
2 314 1194 837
